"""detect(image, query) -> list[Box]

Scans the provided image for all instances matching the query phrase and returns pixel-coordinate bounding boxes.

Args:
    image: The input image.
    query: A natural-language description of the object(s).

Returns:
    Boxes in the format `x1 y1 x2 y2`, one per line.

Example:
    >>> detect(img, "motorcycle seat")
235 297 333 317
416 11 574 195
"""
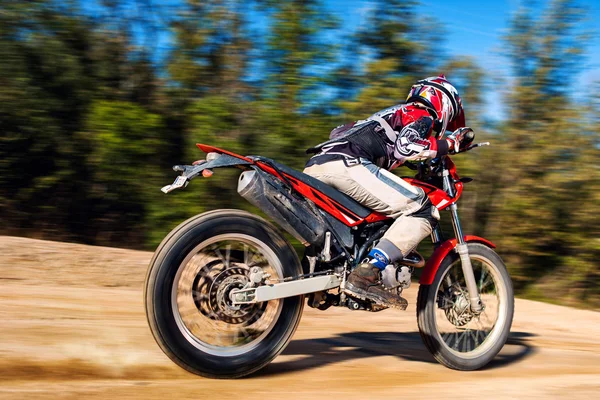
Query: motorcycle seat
258 158 372 218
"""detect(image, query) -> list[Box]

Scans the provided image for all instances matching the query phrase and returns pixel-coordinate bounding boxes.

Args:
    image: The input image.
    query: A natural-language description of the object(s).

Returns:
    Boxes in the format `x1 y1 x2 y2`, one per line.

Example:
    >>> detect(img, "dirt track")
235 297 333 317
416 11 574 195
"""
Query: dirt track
1 236 599 399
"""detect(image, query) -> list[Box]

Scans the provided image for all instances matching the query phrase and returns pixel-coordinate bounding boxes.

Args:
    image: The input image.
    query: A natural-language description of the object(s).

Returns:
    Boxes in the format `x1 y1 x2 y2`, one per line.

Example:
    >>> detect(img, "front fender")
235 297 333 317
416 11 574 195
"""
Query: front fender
419 236 496 285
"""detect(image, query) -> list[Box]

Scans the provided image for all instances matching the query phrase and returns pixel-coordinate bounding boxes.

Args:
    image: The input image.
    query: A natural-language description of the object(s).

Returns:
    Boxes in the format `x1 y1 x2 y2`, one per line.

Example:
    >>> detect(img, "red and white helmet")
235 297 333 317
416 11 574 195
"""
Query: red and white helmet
406 75 465 137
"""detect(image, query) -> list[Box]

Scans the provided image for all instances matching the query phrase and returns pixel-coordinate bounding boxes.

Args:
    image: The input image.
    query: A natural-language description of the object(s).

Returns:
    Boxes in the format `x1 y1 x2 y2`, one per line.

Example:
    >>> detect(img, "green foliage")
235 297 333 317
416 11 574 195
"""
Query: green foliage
473 0 599 306
168 0 253 100
356 0 444 75
260 0 338 114
0 0 597 307
1 0 96 240
339 0 446 118
88 101 164 181
84 100 165 243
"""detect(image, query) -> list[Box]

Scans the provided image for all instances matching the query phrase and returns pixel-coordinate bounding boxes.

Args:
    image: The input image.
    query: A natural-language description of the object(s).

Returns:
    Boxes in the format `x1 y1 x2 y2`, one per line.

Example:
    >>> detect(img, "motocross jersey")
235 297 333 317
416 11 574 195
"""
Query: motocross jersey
306 103 453 171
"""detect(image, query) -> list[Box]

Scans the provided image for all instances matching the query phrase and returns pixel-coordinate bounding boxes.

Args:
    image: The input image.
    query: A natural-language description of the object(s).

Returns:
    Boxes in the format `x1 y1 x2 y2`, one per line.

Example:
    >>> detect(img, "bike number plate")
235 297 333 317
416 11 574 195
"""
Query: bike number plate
173 176 187 187
161 175 188 193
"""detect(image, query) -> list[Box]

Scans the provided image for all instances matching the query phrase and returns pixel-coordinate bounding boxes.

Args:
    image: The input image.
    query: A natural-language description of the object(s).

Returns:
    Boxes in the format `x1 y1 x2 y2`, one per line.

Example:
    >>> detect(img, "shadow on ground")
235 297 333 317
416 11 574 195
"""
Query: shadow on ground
255 331 535 377
483 331 536 369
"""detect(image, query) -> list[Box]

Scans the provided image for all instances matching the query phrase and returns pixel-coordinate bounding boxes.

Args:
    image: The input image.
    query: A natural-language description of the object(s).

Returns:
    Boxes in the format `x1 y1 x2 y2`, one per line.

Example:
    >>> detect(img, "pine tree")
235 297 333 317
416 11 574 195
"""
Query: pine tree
486 0 598 306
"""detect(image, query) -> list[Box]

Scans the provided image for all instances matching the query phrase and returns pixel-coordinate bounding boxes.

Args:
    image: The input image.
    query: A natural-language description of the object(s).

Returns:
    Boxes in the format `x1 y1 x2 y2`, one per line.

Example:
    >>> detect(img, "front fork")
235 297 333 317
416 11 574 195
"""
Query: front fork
449 204 483 312
441 170 483 313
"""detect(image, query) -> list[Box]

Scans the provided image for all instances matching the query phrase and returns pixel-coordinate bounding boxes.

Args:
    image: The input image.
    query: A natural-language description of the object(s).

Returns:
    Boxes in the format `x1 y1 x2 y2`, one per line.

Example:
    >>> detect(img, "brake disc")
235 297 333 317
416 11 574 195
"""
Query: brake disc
444 290 474 327
194 264 266 325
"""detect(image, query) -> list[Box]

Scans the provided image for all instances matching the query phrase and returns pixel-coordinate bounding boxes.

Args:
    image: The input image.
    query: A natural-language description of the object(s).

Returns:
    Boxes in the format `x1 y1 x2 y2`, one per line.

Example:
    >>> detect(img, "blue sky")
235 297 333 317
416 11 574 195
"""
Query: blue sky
323 0 600 119
82 0 600 120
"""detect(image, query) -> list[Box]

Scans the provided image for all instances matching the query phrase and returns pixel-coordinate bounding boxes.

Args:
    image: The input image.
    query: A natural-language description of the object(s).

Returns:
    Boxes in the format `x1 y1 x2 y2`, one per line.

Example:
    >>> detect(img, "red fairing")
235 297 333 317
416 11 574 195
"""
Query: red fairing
403 178 454 210
256 162 371 227
419 236 496 285
403 157 463 210
445 156 461 181
194 144 380 227
364 212 390 223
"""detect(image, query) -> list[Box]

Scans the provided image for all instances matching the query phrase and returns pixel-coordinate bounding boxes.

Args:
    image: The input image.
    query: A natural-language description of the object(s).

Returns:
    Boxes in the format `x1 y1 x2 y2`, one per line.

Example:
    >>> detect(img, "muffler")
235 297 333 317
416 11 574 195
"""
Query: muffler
237 169 327 246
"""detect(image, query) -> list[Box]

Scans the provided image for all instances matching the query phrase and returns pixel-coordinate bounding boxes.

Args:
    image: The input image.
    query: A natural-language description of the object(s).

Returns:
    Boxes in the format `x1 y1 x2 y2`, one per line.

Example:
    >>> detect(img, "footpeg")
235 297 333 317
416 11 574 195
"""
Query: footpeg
347 298 362 310
346 297 387 312
307 291 339 310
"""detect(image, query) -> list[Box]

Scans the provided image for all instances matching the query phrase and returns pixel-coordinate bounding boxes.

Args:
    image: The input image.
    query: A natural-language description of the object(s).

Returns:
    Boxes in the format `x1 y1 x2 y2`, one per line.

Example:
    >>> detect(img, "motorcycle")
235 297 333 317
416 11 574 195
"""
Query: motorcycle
144 135 514 378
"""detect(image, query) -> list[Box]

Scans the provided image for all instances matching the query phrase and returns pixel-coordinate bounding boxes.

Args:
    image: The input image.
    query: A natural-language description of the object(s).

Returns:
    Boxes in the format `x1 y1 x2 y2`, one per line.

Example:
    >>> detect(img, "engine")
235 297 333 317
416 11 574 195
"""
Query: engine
381 264 413 290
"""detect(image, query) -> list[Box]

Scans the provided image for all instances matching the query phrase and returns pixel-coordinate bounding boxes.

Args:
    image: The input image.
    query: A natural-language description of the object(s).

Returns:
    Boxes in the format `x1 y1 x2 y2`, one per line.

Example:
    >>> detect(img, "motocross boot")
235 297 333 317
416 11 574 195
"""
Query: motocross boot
344 263 408 310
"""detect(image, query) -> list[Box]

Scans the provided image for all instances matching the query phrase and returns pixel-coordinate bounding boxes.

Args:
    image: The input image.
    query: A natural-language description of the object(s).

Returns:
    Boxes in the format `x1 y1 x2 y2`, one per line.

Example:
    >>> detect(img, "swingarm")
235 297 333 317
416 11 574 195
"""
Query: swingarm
231 273 341 305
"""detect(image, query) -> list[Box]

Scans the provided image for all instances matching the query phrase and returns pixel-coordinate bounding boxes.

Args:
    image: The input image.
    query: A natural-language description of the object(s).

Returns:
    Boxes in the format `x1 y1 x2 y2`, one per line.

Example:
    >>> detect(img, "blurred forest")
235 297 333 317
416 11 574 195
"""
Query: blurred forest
1 0 598 307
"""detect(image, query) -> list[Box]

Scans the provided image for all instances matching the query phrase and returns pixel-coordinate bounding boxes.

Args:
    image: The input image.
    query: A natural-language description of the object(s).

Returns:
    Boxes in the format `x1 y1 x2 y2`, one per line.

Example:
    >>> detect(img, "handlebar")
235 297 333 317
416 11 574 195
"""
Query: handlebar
453 126 490 153
413 139 490 175
460 141 490 153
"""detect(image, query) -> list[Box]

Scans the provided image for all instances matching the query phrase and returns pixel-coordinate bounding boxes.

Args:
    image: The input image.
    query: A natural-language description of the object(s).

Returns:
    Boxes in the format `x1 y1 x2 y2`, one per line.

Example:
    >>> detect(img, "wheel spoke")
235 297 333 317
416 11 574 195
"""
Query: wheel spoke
470 329 479 351
480 275 493 292
474 316 486 333
192 290 208 301
243 244 251 265
461 330 469 352
445 276 453 288
212 245 229 268
453 332 461 351
432 253 505 357
479 265 486 290
442 332 451 343
172 236 283 356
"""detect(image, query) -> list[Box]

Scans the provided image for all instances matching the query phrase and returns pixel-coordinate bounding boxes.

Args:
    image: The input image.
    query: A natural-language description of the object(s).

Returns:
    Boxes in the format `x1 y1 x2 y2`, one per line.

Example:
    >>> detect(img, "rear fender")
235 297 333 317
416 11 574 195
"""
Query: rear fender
161 151 253 193
419 236 496 285
196 143 253 162
177 153 252 178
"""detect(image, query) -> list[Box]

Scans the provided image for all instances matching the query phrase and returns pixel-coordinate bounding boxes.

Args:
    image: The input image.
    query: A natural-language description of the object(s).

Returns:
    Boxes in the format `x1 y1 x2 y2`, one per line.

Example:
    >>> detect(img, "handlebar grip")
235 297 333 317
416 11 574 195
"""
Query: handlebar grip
464 130 475 142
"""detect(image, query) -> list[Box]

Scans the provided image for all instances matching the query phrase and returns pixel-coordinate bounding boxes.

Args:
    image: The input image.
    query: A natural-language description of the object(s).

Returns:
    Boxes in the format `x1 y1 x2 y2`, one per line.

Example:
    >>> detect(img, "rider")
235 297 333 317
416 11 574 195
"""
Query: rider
303 75 472 308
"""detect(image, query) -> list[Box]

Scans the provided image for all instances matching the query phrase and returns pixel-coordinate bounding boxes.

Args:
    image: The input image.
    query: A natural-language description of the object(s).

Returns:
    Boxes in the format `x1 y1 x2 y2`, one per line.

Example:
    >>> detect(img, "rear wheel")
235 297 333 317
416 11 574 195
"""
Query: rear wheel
417 243 514 370
145 210 304 378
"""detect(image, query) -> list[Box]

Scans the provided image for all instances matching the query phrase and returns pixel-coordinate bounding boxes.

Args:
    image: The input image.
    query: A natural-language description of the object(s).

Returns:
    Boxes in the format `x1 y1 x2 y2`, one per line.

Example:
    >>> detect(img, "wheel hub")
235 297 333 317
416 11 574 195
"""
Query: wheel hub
194 265 267 325
444 290 474 327
214 273 247 315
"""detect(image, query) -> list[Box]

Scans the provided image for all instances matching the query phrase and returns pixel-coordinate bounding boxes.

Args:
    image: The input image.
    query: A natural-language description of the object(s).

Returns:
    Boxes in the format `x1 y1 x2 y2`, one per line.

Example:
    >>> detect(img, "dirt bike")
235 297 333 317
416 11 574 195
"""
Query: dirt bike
145 137 514 378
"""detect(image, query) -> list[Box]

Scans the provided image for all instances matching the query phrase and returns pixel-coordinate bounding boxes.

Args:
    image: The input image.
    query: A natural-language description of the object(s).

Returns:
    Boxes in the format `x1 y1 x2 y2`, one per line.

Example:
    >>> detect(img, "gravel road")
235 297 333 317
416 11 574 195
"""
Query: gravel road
1 236 598 399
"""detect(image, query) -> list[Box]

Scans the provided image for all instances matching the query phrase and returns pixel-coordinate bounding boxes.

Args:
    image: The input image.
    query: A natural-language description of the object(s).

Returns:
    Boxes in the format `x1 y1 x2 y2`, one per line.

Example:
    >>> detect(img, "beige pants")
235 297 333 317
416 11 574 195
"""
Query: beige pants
303 159 435 259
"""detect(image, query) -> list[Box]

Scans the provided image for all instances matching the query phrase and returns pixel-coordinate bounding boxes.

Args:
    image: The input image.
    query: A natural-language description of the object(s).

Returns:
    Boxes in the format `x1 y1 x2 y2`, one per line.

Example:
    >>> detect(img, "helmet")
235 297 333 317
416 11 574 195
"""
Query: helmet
406 75 465 137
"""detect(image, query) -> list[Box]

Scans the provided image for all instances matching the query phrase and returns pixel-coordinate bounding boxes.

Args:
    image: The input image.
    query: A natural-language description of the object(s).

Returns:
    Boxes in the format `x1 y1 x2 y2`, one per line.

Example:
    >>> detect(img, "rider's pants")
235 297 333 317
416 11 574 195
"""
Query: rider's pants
303 159 438 261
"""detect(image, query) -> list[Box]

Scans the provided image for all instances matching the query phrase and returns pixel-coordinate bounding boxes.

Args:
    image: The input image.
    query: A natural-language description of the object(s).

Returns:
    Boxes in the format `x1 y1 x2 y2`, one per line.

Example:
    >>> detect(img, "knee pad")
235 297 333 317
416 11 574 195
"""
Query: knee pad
410 198 439 230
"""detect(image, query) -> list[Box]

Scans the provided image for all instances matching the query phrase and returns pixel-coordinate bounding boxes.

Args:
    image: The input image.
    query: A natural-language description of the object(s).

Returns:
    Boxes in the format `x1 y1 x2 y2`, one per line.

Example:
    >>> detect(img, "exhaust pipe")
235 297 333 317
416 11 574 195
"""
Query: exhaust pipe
237 169 327 246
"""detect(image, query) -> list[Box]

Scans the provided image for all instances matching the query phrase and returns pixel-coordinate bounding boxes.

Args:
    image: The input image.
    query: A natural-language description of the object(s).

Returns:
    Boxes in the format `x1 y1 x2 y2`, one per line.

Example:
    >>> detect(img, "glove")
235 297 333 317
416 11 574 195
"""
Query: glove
445 127 474 154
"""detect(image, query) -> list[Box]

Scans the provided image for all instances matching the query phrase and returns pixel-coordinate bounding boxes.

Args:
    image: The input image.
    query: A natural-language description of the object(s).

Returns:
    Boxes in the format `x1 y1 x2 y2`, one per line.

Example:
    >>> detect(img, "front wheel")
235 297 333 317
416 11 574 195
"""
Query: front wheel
417 243 514 370
144 210 304 378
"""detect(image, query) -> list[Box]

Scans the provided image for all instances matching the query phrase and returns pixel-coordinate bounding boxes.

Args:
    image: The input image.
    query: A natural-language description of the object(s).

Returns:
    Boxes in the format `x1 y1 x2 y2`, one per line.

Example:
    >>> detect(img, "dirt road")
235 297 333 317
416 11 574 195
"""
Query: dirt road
1 236 599 399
